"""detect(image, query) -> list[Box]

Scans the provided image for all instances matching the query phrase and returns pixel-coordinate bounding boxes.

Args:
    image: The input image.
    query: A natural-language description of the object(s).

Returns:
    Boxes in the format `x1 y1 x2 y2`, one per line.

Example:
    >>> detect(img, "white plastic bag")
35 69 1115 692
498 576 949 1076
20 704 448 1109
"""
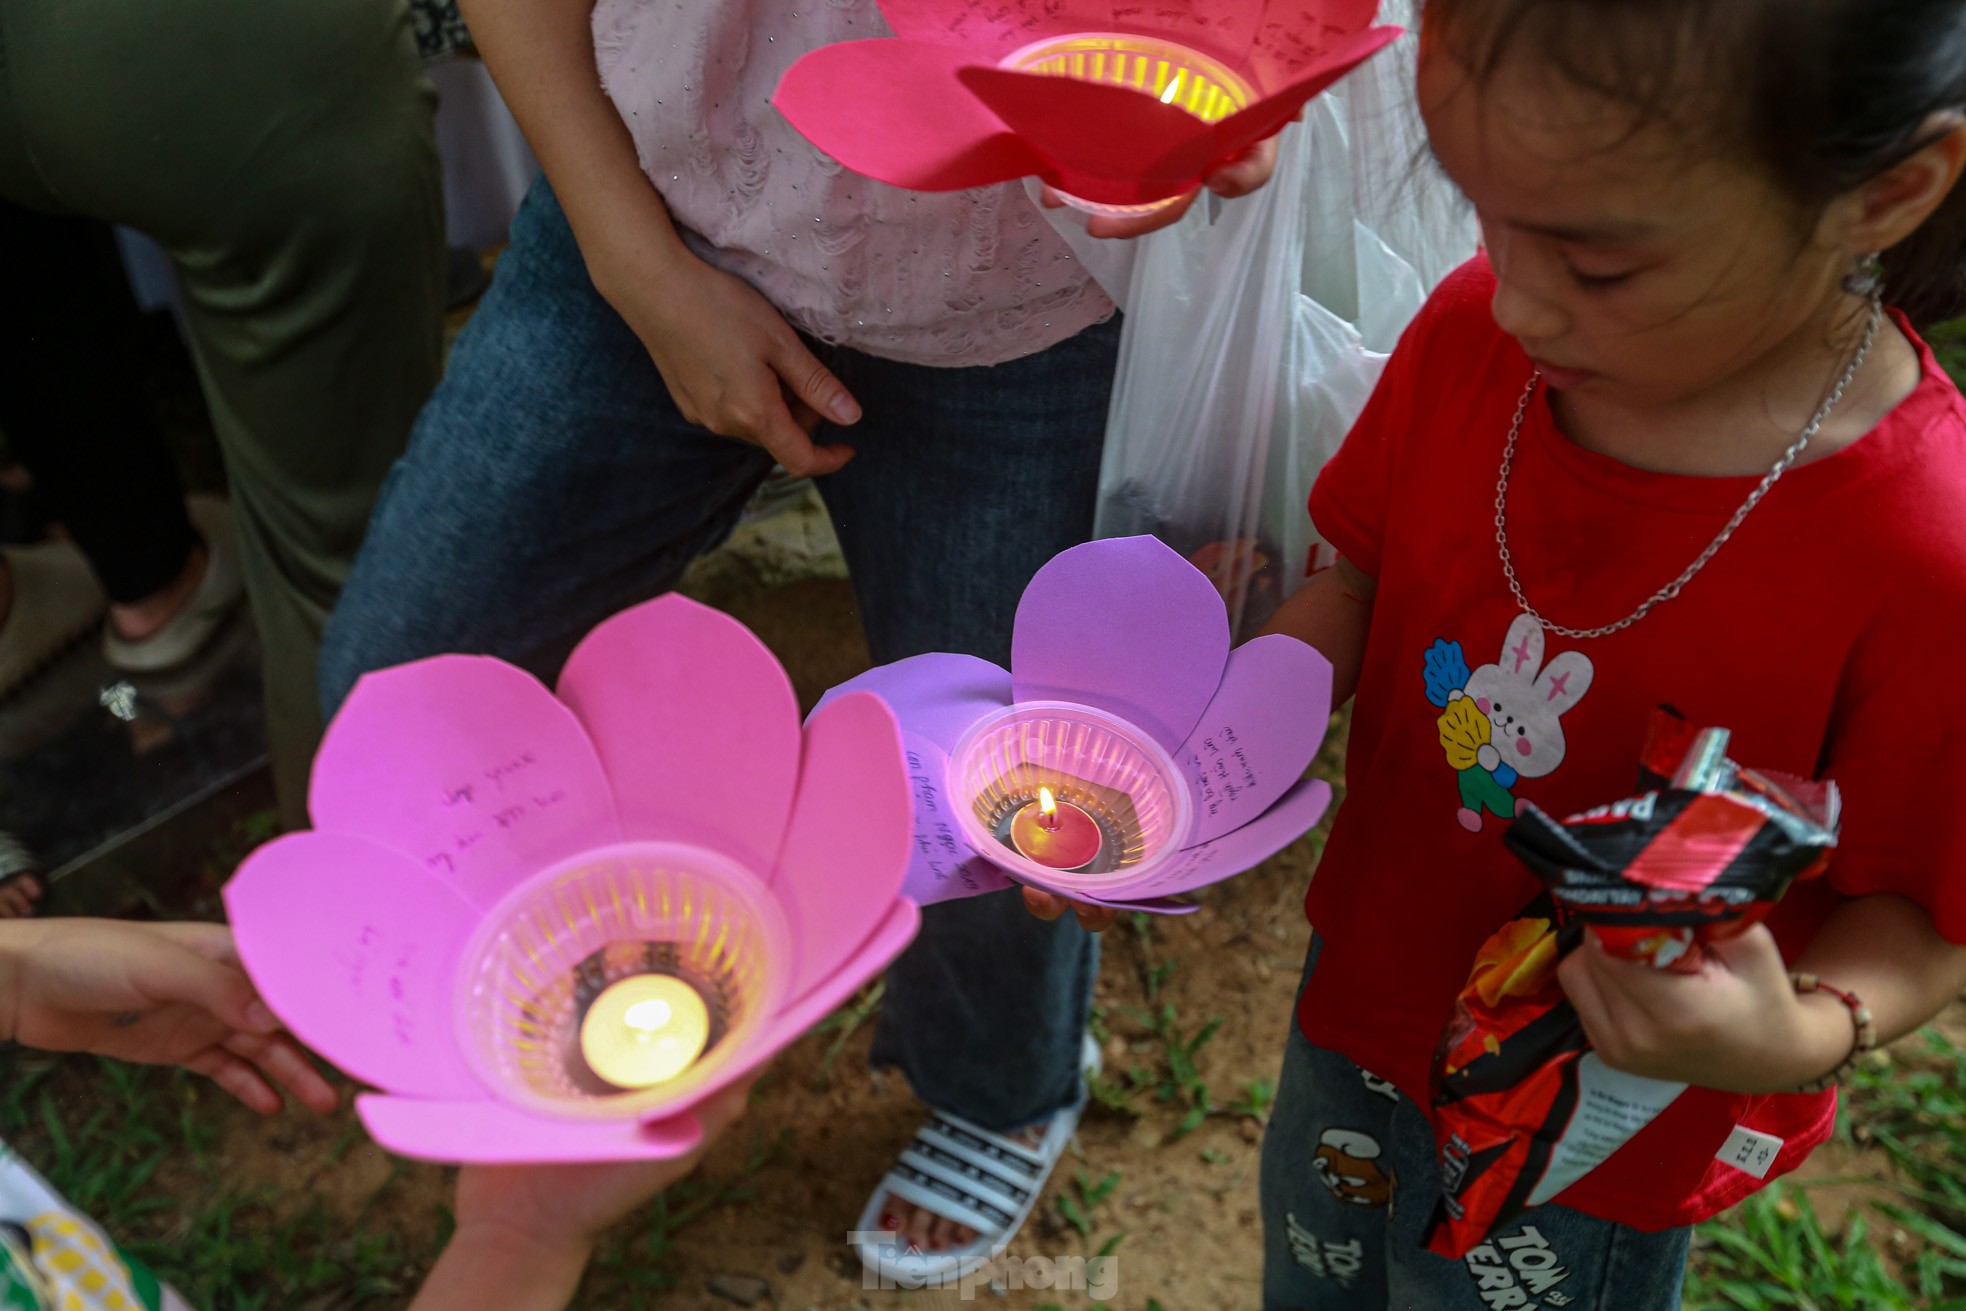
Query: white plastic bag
1085 3 1475 638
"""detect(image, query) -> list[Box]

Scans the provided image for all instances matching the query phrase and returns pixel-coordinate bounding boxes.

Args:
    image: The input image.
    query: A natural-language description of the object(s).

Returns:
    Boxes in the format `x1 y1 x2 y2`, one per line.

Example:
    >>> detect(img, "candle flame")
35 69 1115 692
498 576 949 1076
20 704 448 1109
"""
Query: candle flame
624 999 673 1033
1160 73 1184 105
1038 786 1058 817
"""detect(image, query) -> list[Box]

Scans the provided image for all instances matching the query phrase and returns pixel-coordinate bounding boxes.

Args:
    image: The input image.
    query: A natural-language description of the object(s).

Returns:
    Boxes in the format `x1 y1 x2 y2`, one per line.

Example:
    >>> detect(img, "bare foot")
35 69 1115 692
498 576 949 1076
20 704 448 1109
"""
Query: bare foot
0 875 42 919
877 1123 1047 1253
108 544 208 643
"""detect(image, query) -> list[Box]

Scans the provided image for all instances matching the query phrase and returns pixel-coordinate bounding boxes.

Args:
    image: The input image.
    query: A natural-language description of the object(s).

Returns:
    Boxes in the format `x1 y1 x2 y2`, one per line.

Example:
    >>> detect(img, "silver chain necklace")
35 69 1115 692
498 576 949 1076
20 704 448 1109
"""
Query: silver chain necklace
1493 299 1882 641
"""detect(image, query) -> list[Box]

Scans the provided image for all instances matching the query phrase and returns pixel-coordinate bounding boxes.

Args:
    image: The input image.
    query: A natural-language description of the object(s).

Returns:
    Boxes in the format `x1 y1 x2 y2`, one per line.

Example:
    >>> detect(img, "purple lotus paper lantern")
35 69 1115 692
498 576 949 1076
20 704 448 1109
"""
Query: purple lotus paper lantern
224 596 920 1164
817 537 1335 915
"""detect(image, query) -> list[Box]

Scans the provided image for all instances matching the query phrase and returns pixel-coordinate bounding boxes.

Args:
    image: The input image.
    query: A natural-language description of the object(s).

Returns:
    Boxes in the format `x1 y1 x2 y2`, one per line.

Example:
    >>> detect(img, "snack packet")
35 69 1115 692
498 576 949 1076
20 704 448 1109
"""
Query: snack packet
1425 708 1840 1259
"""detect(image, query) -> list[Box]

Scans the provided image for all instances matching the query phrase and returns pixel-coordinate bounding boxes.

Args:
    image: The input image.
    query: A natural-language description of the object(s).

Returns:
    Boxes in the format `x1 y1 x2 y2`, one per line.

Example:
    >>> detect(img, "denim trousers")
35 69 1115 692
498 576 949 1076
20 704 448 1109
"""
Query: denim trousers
319 177 1111 1132
1260 940 1691 1310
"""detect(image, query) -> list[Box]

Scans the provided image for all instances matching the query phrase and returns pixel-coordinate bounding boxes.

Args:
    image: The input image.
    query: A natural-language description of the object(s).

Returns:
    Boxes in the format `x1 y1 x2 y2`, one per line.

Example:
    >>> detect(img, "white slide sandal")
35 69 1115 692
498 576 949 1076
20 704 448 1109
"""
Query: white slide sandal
854 1034 1101 1290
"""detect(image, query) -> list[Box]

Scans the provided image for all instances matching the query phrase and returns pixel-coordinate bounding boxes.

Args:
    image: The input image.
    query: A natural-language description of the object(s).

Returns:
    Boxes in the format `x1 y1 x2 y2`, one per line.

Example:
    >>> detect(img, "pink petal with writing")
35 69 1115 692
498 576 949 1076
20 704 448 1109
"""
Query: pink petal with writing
775 40 1047 193
1180 635 1333 846
224 831 485 1099
876 0 1116 55
557 595 799 876
814 652 1011 754
310 656 621 910
356 1095 705 1165
1012 536 1229 754
1245 0 1389 87
1126 773 1333 898
955 67 1216 205
772 693 914 1001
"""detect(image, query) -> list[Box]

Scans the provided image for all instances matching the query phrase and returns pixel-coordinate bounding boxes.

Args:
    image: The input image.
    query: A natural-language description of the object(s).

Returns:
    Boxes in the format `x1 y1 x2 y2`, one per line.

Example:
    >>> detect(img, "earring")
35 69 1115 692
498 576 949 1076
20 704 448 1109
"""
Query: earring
1843 251 1885 298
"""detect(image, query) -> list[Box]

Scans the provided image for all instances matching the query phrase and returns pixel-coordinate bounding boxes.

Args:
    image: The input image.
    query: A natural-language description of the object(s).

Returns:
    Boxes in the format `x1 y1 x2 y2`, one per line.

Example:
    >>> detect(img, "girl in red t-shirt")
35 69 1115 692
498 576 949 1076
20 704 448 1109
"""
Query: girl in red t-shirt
1035 2 1966 1307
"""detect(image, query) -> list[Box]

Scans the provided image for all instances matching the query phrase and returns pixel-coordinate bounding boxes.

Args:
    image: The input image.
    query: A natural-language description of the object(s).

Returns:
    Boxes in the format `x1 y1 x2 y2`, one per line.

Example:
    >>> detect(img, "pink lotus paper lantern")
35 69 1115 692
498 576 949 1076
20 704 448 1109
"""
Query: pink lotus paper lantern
773 0 1402 216
224 596 920 1164
817 537 1336 915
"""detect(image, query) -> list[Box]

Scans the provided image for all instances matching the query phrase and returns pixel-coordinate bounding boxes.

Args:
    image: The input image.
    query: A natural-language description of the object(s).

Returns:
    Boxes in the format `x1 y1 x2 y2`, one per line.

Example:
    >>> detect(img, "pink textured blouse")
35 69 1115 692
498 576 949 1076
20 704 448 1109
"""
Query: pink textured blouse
590 0 1114 368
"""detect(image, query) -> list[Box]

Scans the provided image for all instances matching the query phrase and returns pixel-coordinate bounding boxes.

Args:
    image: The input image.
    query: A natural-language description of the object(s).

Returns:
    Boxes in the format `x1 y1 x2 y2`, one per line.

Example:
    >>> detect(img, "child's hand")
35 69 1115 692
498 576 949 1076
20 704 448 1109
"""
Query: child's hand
0 919 338 1116
596 246 861 480
1558 927 1854 1095
1021 887 1120 933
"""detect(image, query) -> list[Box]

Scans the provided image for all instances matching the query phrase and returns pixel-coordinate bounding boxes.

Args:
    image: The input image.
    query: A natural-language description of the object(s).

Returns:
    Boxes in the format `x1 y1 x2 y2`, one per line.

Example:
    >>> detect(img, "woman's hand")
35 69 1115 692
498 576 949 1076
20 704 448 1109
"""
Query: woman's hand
1045 133 1286 239
0 919 339 1116
1558 927 1854 1095
591 243 861 480
1020 887 1121 933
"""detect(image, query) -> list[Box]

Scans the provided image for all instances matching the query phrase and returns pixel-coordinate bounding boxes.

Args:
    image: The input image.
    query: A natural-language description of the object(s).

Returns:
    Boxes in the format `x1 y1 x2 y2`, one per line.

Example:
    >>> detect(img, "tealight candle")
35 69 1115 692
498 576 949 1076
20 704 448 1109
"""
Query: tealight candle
1008 786 1104 871
579 974 711 1089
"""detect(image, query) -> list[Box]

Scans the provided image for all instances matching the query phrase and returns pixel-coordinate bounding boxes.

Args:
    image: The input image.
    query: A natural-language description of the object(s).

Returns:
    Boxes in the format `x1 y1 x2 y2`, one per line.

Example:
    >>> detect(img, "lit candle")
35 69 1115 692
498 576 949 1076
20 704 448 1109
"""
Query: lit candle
1009 786 1104 871
579 974 711 1089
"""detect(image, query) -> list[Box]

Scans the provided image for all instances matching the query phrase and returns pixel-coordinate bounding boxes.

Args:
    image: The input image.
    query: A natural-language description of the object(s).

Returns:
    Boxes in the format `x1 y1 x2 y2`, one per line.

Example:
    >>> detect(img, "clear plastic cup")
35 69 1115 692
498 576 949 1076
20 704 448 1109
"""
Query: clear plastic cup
949 701 1193 892
997 32 1255 217
453 841 792 1120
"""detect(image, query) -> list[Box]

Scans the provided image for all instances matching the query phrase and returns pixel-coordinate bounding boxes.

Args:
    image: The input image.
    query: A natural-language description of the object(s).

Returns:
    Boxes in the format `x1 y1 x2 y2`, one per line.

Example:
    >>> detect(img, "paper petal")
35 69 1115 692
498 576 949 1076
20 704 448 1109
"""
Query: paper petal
224 831 486 1099
1088 893 1203 916
1152 24 1402 182
356 1095 705 1165
1011 536 1230 753
955 67 1217 206
1126 773 1333 898
891 734 1018 906
772 692 913 1001
310 656 620 909
875 0 1117 56
557 595 800 876
1245 0 1391 88
1180 636 1334 846
701 900 922 1097
814 652 1012 754
776 39 1046 193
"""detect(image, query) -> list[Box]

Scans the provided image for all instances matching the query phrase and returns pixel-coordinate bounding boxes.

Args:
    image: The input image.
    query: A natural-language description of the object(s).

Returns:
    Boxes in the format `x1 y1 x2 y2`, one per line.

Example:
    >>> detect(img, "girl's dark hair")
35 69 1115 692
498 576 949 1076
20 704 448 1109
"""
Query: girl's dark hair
1425 0 1966 327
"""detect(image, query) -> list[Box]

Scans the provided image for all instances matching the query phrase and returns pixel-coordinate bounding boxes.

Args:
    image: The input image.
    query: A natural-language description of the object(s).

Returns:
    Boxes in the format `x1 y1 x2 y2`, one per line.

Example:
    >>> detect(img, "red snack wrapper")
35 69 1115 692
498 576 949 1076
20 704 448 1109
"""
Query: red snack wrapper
1424 708 1840 1259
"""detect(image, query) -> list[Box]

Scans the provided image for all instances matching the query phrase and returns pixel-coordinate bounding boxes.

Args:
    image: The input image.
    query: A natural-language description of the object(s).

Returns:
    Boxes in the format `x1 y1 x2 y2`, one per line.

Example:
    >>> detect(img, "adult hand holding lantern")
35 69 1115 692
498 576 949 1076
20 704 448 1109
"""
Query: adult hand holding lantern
773 0 1401 224
224 595 921 1165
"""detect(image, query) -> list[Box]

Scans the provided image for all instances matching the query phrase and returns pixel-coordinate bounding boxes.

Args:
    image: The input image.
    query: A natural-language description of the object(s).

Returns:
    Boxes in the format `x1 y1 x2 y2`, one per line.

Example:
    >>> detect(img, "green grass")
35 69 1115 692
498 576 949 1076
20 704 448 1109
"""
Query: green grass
0 1056 435 1309
1684 1027 1966 1309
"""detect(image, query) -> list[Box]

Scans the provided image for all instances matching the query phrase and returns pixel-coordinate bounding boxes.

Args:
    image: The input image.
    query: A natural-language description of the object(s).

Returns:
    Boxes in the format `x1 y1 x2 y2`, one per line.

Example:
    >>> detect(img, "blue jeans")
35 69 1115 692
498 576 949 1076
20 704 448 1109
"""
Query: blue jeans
319 177 1112 1133
1260 942 1691 1310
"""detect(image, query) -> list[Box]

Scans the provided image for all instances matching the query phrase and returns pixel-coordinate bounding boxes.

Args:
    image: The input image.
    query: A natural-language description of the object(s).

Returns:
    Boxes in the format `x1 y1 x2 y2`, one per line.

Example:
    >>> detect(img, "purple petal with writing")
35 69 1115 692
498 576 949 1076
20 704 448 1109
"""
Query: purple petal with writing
224 831 485 1099
896 734 1016 906
1122 773 1333 899
814 652 1012 754
1179 635 1334 846
356 1095 705 1165
310 656 622 911
1011 536 1230 753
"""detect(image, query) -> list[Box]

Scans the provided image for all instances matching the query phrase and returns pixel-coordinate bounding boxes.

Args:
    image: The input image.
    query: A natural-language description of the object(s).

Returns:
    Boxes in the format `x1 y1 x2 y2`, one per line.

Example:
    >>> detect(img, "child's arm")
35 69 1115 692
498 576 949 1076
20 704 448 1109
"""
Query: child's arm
1560 895 1966 1095
409 1082 753 1310
1258 556 1377 706
457 0 859 477
1024 557 1378 932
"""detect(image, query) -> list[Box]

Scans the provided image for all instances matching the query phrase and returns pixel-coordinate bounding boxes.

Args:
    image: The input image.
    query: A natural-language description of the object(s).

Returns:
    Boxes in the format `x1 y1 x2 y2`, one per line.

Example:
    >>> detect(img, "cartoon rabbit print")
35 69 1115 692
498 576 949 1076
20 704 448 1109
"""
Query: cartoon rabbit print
1424 614 1594 832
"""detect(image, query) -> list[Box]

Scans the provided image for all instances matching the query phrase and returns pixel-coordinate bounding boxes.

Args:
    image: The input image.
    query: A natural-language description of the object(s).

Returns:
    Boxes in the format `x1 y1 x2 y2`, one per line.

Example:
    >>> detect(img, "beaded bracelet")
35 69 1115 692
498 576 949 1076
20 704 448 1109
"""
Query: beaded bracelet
1789 972 1876 1094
